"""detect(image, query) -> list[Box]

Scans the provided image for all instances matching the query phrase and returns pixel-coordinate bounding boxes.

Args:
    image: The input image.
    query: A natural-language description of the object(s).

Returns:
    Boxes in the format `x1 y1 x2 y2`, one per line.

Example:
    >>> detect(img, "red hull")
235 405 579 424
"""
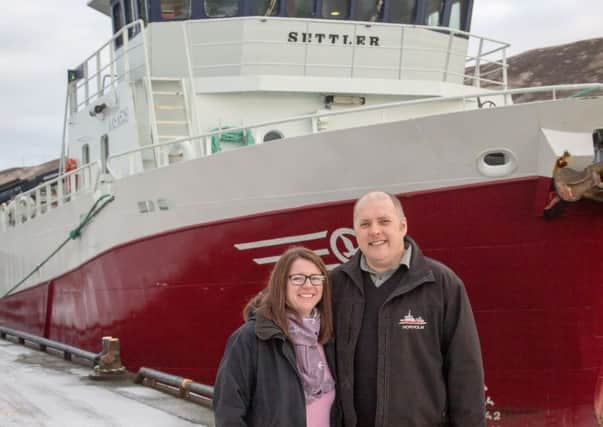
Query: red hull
2 176 603 426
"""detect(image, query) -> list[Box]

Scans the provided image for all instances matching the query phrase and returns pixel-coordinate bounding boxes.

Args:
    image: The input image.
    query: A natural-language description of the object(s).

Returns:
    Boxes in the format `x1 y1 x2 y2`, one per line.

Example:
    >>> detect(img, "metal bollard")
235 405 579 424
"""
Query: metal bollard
89 336 127 380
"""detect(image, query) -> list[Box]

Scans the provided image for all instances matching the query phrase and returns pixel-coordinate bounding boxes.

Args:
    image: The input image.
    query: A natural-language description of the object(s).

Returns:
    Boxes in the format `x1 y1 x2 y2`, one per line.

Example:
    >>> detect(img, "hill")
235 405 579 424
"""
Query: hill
470 37 603 103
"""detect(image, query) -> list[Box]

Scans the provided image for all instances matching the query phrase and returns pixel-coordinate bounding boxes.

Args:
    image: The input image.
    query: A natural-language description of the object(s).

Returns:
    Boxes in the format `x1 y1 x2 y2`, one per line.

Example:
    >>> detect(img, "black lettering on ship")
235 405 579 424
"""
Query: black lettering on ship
287 32 380 46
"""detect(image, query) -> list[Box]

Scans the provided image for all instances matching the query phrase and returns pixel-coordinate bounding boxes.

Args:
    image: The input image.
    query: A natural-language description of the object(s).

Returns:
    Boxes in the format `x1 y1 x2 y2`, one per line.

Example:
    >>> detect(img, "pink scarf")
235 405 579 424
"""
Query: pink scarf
287 310 336 403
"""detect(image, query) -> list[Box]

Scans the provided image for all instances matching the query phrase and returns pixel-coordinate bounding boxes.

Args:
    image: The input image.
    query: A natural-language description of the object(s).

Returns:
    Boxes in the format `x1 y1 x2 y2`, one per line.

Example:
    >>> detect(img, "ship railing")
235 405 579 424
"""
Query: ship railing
465 35 509 88
0 161 101 229
105 83 603 179
182 17 509 89
69 20 147 113
63 19 159 176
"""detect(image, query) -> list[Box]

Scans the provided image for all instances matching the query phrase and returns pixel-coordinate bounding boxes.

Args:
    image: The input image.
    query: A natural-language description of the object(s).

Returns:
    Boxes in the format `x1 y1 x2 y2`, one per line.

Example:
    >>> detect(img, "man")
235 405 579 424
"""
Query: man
331 191 485 427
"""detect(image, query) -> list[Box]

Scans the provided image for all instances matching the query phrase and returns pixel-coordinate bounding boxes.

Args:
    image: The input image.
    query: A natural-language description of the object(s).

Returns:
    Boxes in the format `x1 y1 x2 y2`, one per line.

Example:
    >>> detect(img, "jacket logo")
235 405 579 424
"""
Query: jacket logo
399 310 427 330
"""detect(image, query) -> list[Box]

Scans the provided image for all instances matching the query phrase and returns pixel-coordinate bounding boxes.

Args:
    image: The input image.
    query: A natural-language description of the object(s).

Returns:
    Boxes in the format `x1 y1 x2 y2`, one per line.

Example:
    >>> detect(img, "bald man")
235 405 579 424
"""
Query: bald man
331 191 485 427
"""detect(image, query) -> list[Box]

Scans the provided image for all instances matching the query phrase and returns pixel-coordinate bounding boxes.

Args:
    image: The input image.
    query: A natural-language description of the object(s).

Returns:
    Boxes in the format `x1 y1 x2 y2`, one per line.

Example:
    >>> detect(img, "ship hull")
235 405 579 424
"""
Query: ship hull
2 96 603 425
2 175 603 426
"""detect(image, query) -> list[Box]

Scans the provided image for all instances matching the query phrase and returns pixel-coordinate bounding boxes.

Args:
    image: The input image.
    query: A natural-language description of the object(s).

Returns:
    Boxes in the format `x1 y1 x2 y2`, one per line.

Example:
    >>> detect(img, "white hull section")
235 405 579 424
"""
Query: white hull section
1 96 602 295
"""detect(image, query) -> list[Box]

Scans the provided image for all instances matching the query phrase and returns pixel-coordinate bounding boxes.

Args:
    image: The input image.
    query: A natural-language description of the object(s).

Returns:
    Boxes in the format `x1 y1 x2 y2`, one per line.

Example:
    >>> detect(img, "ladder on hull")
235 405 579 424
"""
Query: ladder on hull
150 78 194 163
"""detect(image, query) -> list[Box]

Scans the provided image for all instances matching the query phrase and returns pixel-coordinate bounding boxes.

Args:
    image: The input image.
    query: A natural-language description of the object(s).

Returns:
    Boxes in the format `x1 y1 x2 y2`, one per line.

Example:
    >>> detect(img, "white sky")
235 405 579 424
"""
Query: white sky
0 0 601 170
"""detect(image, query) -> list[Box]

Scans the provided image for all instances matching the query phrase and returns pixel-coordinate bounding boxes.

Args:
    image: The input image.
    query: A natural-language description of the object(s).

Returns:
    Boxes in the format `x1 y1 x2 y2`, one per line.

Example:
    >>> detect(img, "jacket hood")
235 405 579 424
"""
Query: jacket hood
253 312 286 341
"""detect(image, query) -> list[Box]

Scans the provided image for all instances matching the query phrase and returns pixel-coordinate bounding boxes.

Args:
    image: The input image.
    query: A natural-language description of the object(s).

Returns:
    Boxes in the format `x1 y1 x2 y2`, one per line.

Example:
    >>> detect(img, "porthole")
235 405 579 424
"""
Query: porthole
476 149 517 177
263 130 284 143
484 152 506 166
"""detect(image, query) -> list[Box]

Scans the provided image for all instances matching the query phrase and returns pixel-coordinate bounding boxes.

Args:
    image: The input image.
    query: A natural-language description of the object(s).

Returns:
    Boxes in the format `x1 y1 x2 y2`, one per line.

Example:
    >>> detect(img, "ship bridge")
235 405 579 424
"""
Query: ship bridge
65 0 506 177
89 0 473 30
84 0 483 93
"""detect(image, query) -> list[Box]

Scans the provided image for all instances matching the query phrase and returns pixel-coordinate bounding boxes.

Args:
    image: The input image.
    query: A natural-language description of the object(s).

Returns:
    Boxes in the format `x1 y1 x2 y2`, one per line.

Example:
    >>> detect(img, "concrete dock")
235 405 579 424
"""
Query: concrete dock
0 338 215 426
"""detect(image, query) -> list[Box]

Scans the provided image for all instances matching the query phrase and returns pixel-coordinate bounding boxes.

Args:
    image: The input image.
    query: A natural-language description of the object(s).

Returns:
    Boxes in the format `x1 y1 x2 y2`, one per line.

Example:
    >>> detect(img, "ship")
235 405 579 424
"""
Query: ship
399 310 427 326
0 160 60 205
1 1 603 425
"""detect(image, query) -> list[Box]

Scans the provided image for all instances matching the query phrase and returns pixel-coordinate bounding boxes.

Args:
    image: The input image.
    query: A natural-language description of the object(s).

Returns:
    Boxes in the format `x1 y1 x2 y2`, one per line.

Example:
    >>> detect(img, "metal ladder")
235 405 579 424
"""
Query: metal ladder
150 78 192 144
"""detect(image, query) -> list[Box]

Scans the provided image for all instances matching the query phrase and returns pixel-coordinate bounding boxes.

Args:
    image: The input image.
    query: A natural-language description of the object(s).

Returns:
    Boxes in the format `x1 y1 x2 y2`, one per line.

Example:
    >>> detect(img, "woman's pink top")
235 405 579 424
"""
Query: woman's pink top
306 389 335 427
305 346 335 427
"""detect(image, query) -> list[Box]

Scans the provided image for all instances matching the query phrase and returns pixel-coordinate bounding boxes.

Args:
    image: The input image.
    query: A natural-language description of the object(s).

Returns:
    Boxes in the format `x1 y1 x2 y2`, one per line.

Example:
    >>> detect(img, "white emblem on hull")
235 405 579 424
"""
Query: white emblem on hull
234 228 357 269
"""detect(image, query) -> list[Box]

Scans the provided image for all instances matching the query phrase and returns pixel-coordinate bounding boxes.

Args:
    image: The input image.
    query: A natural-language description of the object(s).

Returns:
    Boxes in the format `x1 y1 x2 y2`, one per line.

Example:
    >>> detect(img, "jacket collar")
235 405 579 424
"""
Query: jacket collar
252 311 335 347
252 312 286 341
341 236 435 297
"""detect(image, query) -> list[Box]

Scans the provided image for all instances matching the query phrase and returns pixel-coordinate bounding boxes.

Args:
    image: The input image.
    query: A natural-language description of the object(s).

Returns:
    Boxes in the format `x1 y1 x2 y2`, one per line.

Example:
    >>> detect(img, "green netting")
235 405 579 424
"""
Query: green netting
210 127 255 154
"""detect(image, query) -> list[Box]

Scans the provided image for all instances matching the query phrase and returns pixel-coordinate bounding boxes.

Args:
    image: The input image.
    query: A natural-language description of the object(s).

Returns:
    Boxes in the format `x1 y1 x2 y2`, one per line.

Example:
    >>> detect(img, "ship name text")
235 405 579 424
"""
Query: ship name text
287 32 380 46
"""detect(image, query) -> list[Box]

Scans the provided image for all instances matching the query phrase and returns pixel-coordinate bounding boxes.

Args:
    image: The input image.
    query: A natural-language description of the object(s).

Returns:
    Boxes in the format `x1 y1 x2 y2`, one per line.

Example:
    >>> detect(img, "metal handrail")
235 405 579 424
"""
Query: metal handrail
1 161 101 228
71 20 146 112
0 326 100 365
71 17 510 175
184 17 509 88
135 367 214 406
106 82 603 175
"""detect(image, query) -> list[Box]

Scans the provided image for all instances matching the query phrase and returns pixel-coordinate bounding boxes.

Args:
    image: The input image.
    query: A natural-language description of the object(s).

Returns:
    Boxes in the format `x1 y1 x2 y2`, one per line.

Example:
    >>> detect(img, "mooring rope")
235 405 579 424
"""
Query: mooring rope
1 194 115 298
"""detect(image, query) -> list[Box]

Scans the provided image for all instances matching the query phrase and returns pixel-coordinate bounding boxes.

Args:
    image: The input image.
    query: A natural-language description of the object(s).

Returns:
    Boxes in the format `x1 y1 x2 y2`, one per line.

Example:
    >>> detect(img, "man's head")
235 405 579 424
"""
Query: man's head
353 191 407 273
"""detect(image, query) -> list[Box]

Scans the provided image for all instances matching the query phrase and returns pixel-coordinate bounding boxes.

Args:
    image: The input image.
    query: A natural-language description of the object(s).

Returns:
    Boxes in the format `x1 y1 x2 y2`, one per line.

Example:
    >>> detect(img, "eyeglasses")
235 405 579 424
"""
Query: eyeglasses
288 274 326 286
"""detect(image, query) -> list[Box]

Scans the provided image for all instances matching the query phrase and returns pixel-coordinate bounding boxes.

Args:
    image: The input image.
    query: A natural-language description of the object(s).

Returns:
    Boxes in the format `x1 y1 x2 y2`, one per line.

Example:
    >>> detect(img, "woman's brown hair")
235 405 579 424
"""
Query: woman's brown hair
243 246 333 344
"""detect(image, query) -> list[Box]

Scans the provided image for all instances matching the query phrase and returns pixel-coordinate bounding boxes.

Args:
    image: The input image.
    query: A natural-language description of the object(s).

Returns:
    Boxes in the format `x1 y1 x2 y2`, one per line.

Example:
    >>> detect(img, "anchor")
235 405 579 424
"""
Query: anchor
543 151 603 217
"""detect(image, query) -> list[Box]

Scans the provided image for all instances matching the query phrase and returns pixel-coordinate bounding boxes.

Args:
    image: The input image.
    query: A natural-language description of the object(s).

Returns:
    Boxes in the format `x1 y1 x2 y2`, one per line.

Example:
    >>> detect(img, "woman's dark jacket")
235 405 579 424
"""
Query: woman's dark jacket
213 313 339 427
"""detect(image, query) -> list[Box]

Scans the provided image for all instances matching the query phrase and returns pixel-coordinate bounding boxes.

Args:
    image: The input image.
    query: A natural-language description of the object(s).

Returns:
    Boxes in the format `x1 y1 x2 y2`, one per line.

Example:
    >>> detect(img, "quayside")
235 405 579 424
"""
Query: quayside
1 0 603 425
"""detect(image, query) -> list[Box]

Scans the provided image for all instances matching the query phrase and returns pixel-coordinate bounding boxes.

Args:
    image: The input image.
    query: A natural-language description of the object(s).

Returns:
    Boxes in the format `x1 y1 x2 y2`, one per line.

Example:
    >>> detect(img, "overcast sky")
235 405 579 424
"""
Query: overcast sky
0 0 601 170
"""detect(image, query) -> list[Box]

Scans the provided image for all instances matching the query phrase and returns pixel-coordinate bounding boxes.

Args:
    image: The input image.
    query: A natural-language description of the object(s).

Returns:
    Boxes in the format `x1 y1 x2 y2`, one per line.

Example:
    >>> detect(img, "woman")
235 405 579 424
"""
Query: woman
214 246 338 427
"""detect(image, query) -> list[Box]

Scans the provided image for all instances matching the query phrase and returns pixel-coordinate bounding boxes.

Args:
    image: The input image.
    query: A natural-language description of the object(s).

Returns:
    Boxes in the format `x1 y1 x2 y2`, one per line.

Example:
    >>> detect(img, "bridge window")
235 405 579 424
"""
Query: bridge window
160 0 191 19
136 0 149 21
425 0 444 25
322 0 349 19
449 0 464 30
354 0 379 21
287 0 314 17
124 0 141 37
387 0 416 23
124 0 134 23
249 0 279 16
205 0 239 17
112 2 124 47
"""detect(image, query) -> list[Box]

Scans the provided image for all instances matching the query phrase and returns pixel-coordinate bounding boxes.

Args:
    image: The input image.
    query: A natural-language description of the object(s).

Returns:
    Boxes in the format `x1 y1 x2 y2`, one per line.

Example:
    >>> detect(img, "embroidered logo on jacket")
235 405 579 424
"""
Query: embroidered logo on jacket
399 310 427 330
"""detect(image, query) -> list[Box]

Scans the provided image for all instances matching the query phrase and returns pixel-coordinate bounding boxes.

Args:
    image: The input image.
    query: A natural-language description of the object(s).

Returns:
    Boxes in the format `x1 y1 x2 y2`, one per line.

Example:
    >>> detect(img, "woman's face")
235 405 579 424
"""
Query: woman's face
285 258 324 317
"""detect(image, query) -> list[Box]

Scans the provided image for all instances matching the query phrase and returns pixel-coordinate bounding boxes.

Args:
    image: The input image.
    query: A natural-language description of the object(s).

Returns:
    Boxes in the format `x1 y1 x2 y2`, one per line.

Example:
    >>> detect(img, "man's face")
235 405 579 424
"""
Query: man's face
353 195 407 272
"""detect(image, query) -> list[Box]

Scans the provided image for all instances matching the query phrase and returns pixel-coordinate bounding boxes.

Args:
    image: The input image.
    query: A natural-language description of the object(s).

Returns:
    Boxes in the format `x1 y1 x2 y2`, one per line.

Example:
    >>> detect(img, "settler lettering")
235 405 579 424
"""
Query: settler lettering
288 32 379 46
